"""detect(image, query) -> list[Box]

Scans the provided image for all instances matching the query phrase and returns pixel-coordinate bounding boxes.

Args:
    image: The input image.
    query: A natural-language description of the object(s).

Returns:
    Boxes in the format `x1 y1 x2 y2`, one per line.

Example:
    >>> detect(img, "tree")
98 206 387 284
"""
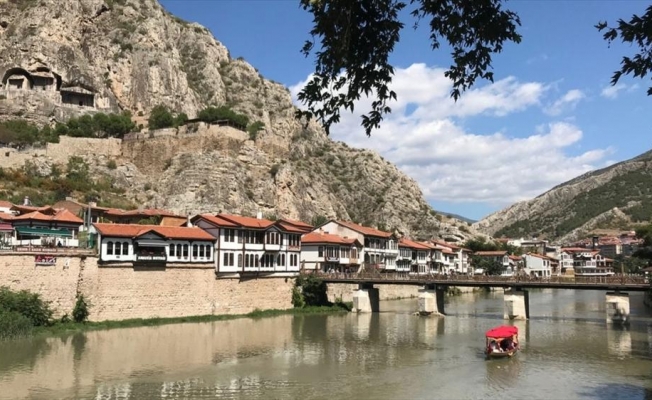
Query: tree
471 255 505 276
148 105 175 130
296 0 522 136
298 1 652 137
597 5 652 96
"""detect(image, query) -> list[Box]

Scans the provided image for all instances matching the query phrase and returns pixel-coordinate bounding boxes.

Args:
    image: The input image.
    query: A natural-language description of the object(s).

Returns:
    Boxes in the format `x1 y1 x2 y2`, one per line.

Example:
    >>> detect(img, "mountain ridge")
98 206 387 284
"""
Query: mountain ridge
474 148 652 242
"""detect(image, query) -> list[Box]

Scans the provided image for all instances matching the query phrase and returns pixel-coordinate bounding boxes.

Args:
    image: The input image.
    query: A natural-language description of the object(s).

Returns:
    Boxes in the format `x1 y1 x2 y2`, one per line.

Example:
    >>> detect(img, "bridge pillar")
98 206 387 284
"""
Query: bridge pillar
504 288 529 320
606 292 630 325
417 285 446 316
352 283 379 313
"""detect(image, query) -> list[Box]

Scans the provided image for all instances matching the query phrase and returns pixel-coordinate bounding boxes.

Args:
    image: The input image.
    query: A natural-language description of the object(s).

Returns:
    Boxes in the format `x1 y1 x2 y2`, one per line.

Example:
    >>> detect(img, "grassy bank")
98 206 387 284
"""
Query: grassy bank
33 304 352 337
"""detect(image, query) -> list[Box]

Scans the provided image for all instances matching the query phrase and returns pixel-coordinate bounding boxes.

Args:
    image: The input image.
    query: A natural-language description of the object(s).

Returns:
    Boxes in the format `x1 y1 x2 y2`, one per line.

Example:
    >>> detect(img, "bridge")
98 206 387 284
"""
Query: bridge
304 272 651 324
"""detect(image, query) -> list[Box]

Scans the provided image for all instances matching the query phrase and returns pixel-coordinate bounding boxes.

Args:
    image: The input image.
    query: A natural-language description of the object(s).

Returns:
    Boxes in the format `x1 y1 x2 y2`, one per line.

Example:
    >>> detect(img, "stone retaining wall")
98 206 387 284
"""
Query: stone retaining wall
0 254 293 322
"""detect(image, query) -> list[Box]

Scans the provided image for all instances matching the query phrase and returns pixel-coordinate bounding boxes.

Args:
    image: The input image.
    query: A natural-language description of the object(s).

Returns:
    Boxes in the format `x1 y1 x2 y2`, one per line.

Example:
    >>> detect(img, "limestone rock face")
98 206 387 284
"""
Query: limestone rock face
0 0 480 241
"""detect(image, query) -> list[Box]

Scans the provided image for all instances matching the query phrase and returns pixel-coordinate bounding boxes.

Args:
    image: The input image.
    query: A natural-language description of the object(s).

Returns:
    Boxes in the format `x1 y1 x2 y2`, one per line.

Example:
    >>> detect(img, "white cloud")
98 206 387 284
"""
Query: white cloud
543 89 585 116
601 83 639 99
290 64 610 207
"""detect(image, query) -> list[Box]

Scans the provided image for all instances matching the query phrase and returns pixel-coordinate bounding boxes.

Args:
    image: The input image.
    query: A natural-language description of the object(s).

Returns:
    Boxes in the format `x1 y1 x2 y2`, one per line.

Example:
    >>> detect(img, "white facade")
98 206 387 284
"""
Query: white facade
318 221 398 271
194 218 302 274
99 237 214 263
301 243 361 271
523 254 552 277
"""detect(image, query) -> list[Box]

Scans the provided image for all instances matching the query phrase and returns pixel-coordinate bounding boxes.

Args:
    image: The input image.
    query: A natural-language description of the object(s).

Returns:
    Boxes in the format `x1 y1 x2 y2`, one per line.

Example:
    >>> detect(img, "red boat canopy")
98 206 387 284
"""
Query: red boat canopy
485 325 518 338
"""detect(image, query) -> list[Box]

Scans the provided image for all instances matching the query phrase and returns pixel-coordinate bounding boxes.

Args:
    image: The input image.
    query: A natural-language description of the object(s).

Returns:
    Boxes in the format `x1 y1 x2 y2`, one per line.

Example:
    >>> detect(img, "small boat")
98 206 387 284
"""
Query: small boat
485 325 519 358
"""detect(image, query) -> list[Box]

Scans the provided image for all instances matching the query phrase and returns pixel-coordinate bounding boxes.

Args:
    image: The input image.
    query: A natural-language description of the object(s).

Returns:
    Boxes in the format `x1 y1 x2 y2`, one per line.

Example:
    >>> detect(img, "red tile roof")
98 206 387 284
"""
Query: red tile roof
474 251 508 256
0 201 14 209
192 214 239 227
0 212 14 221
508 255 522 261
12 209 83 224
278 218 313 231
399 238 431 250
93 223 215 241
217 214 275 229
334 220 392 238
276 220 309 233
302 231 360 246
11 205 56 215
526 253 553 260
104 208 182 218
561 247 591 253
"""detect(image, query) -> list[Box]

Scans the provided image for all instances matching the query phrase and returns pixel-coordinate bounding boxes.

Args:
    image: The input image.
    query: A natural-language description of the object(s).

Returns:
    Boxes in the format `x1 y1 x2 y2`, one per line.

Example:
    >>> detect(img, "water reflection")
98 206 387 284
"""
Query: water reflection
607 325 633 357
0 290 651 400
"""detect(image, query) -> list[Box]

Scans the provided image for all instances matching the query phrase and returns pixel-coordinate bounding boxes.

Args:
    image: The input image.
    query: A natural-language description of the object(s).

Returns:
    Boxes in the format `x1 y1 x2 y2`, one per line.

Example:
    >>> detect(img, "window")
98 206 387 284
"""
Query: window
192 244 198 258
199 245 205 258
106 241 113 255
351 248 358 259
183 244 189 259
169 244 176 257
326 247 337 258
266 231 280 245
115 242 121 256
341 247 350 258
277 254 285 266
205 245 212 259
224 229 236 243
223 252 234 267
288 235 300 247
318 246 324 257
261 254 275 268
290 254 298 267
122 242 129 255
177 244 182 258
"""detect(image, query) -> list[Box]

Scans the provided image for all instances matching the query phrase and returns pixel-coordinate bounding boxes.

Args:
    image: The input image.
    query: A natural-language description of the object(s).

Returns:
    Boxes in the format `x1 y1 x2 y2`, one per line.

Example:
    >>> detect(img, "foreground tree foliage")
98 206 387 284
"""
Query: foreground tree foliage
298 0 652 136
597 5 652 96
297 0 522 136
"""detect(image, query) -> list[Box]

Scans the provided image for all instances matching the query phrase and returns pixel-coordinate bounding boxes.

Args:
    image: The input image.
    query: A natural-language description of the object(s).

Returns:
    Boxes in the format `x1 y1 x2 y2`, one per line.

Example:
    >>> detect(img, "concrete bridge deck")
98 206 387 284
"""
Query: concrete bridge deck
310 272 651 292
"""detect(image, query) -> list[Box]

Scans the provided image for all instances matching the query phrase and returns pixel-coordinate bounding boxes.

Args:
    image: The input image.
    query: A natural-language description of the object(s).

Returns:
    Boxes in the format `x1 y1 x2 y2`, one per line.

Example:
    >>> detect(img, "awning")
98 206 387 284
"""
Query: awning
485 325 518 339
15 227 73 237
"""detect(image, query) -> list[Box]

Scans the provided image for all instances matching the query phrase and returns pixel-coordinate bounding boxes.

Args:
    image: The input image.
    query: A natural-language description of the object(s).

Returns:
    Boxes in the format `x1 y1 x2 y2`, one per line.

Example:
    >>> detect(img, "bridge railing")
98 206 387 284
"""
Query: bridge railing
302 270 650 286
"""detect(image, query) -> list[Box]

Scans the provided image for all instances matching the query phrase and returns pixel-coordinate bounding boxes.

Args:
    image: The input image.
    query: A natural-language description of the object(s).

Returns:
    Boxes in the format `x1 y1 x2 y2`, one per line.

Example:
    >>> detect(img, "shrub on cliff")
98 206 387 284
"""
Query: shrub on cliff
148 105 175 130
197 106 249 128
0 287 53 327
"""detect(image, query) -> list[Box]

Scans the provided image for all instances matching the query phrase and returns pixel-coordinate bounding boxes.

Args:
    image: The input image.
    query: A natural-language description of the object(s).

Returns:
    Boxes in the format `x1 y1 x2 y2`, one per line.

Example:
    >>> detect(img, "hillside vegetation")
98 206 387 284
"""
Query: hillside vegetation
475 151 652 242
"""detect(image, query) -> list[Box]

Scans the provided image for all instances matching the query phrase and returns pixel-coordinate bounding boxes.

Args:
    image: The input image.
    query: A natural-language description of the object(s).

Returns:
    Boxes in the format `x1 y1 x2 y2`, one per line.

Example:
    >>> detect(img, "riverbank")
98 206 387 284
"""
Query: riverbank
31 305 352 337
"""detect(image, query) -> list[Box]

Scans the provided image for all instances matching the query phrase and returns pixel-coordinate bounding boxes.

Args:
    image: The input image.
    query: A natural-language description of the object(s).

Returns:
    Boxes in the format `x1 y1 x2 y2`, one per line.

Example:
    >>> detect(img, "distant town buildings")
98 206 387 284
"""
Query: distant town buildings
0 196 646 278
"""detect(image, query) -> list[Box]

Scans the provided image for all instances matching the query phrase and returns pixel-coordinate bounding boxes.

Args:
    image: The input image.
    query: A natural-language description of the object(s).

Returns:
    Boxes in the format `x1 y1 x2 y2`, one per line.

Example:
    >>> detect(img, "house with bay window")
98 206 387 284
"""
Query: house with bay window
397 238 431 274
560 247 614 277
431 240 472 274
300 230 362 272
472 250 510 275
94 223 215 264
314 220 399 271
191 213 305 275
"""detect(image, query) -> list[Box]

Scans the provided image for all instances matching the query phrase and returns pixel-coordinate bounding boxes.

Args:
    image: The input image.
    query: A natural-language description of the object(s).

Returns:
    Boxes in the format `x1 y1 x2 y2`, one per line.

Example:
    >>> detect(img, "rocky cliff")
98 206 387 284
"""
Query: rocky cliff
0 0 479 241
474 149 652 242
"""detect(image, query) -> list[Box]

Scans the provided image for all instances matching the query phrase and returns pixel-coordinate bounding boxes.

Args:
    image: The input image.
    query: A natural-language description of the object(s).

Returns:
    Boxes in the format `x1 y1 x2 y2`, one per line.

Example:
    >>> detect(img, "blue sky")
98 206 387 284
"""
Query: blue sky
160 0 652 221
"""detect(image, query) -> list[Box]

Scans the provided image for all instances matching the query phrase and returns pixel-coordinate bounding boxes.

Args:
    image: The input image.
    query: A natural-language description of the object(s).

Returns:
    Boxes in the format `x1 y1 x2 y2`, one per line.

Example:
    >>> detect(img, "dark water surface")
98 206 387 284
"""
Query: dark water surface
0 289 651 399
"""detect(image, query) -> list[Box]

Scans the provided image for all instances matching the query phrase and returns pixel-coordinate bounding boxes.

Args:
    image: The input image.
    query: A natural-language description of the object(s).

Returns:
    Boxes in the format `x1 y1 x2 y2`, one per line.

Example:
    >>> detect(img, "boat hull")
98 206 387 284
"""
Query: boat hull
486 349 518 358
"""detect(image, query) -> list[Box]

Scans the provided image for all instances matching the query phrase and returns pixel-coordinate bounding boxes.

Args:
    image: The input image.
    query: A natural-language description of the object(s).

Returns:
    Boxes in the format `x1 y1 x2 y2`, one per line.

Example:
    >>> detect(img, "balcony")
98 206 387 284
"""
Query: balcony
265 244 281 251
136 254 167 262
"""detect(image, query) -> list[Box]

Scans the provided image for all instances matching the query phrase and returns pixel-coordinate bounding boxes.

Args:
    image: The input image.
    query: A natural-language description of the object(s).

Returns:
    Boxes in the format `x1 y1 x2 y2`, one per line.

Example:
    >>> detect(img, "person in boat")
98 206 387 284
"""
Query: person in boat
501 338 512 351
489 341 502 353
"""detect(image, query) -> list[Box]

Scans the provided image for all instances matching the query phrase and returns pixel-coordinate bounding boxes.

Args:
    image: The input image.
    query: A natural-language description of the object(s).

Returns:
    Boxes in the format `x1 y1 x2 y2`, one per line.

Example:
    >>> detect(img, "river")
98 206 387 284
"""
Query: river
0 289 651 399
